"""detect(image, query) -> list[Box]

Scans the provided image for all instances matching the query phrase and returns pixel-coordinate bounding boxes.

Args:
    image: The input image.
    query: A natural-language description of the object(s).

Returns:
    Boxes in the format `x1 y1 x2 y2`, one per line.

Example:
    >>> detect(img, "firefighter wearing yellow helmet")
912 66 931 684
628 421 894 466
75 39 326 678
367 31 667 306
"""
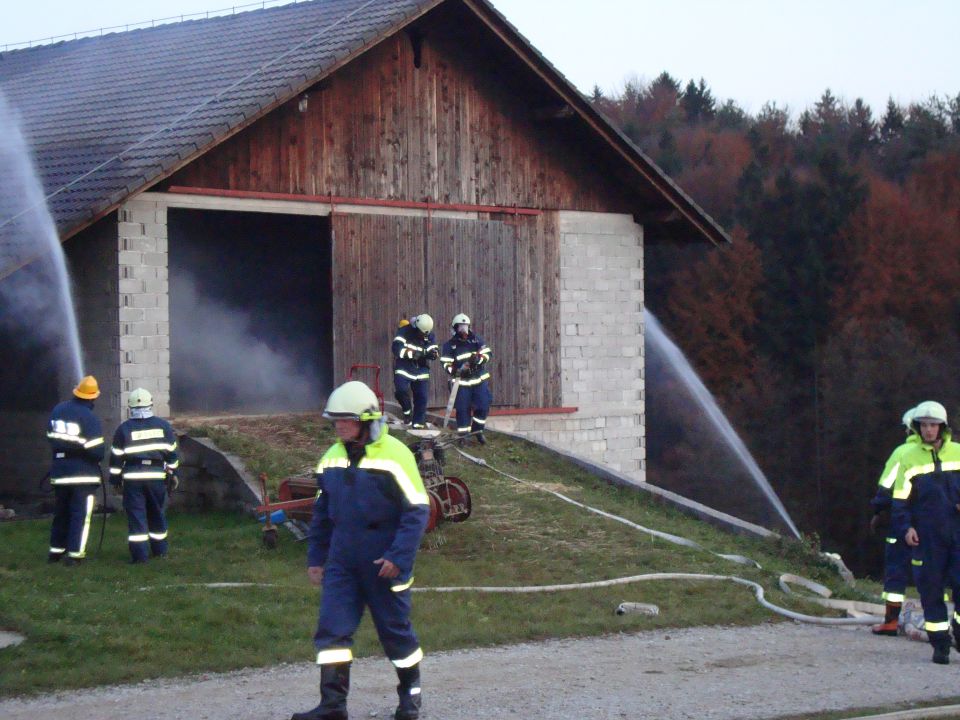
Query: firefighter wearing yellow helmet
440 313 492 444
869 405 920 636
391 314 438 428
891 401 960 663
294 381 429 720
45 375 105 565
108 388 180 563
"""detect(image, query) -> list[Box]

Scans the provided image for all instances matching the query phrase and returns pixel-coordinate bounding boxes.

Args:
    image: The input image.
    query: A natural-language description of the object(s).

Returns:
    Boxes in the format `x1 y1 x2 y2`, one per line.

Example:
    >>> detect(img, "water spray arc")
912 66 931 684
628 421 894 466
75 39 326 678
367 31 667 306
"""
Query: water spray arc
644 310 801 539
0 91 83 384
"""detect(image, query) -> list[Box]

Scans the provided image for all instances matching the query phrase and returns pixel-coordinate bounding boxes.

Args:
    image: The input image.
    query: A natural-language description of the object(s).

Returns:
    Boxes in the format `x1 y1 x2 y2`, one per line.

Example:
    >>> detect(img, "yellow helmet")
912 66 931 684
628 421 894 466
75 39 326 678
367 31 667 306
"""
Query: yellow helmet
128 388 153 408
73 376 100 400
323 381 382 421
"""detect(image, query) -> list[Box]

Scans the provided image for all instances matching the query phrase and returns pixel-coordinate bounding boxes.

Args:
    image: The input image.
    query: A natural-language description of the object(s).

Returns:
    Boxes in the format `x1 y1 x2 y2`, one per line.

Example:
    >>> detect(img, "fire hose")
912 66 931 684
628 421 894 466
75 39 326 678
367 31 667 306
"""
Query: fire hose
137 446 884 625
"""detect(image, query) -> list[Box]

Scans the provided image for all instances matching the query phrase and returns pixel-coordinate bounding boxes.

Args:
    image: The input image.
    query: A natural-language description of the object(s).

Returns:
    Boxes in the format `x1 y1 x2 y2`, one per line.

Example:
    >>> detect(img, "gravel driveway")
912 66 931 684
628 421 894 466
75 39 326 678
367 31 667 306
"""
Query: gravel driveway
1 623 956 719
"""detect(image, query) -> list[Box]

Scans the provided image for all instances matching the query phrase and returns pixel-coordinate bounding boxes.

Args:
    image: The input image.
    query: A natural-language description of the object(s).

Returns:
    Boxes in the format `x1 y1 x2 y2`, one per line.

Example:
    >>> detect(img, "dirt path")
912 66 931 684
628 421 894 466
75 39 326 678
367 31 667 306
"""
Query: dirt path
1 623 954 720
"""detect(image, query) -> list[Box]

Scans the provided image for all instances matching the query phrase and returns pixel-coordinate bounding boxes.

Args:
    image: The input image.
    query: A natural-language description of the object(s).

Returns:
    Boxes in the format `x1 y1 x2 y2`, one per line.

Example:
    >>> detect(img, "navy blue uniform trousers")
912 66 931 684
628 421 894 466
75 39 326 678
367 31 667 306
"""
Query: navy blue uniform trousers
123 481 169 561
394 375 430 426
50 485 98 559
314 531 419 663
453 381 491 434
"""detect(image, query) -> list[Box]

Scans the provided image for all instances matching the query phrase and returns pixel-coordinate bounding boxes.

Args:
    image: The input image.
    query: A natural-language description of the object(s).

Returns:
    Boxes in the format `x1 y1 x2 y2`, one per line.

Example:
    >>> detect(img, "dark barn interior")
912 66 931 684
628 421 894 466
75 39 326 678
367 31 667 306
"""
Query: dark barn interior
168 209 332 414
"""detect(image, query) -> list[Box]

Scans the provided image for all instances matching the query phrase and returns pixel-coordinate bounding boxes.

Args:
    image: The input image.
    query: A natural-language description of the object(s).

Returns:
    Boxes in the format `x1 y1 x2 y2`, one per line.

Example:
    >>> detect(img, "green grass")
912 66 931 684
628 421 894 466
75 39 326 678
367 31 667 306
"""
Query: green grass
0 419 876 697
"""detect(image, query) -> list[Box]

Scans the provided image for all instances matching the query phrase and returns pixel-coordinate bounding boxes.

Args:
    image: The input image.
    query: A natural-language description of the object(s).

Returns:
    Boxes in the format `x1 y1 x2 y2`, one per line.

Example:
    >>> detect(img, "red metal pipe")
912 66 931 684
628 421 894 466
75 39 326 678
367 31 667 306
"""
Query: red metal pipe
166 186 543 216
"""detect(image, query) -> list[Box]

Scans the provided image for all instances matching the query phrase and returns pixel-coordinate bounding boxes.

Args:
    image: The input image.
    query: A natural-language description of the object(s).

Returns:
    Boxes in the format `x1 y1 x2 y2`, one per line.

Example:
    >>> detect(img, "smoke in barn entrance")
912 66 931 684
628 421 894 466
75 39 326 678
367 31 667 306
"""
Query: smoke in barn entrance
168 209 331 414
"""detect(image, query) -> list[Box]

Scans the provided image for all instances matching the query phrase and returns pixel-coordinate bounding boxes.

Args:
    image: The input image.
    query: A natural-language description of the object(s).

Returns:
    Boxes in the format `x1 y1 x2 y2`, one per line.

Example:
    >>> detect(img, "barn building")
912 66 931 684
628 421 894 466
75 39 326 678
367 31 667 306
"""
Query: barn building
0 0 727 504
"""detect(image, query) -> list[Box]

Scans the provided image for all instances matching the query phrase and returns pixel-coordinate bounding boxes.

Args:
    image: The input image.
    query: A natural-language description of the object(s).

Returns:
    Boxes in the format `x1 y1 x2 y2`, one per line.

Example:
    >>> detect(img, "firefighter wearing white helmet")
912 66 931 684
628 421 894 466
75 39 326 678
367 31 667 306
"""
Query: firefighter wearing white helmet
440 312 492 444
45 375 106 565
869 405 920 636
391 314 439 429
295 380 429 720
108 387 179 563
891 400 960 664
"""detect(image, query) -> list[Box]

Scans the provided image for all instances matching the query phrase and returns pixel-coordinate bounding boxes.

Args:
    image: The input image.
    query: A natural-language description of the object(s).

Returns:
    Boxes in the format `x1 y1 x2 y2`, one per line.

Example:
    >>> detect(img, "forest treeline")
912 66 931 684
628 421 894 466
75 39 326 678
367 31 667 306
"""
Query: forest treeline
593 73 960 574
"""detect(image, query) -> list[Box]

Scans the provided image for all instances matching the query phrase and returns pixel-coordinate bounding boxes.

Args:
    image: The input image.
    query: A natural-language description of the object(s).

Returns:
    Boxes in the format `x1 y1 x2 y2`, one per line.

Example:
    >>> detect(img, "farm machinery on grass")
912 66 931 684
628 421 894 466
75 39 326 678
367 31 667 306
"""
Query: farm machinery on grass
255 364 472 548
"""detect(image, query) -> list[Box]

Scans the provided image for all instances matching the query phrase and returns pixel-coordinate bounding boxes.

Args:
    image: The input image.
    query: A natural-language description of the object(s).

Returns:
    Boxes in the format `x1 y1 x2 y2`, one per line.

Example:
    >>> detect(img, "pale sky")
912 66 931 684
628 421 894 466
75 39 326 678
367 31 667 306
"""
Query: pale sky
2 0 957 118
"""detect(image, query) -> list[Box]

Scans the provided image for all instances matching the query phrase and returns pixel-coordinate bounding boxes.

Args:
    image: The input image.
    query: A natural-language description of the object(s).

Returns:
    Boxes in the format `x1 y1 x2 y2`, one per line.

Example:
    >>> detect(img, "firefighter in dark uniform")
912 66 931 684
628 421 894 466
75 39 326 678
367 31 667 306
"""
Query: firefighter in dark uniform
108 388 180 563
293 381 429 720
46 375 105 566
392 314 438 428
891 400 960 664
869 405 919 635
440 313 492 444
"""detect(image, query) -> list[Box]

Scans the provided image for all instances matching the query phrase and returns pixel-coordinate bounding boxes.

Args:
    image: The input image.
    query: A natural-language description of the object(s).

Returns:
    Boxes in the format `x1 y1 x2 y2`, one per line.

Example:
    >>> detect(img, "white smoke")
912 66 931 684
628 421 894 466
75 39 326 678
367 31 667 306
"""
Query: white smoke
170 275 321 413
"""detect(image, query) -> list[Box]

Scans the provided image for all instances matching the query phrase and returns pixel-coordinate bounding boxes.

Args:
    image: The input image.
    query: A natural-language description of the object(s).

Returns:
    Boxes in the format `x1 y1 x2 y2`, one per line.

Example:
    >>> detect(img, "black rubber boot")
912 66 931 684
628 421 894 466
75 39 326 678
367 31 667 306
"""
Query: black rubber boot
291 663 350 720
932 635 951 665
394 664 422 720
952 621 960 652
475 432 486 445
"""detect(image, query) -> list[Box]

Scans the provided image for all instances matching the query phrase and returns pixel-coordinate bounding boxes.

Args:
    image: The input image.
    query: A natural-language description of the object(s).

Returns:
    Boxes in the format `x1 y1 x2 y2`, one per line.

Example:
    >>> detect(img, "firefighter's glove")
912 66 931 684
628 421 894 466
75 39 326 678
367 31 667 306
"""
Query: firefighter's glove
427 348 439 361
410 348 425 360
166 473 179 492
459 365 472 379
870 510 890 537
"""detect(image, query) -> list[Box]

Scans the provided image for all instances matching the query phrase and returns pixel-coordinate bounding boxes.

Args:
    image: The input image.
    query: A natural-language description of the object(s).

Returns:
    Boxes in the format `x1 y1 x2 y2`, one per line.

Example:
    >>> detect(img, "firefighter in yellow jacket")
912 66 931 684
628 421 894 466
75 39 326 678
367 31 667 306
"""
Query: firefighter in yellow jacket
293 381 429 720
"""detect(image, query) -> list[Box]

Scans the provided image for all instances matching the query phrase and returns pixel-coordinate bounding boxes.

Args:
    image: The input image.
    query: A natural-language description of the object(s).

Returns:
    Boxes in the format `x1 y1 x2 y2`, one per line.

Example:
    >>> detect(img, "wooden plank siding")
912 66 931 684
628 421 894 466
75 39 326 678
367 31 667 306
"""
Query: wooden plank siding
168 7 629 408
331 213 560 409
170 16 634 211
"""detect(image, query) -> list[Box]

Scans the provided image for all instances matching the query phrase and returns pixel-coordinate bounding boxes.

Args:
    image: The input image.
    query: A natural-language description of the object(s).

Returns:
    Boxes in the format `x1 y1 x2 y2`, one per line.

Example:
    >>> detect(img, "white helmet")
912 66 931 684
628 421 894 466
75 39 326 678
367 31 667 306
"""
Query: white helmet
412 314 434 334
451 313 471 329
902 406 917 429
323 381 382 421
128 388 153 408
913 400 948 425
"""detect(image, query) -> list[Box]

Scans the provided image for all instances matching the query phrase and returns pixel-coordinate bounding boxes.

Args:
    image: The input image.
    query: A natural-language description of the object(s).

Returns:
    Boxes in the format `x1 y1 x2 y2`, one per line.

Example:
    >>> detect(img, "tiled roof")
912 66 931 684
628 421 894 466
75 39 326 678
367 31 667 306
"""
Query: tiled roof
0 0 728 276
0 0 436 273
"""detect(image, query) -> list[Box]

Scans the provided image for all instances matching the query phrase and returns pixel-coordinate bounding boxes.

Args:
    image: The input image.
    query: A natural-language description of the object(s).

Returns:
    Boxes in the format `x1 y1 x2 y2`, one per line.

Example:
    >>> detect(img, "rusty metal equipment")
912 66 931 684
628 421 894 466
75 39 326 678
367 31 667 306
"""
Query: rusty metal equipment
256 472 315 548
409 433 472 533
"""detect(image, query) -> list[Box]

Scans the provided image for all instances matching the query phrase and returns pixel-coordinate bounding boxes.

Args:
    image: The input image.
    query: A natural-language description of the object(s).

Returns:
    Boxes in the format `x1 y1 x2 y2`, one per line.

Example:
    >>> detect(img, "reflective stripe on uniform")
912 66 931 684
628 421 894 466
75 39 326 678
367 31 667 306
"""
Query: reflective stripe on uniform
123 471 167 480
316 648 353 665
391 647 423 668
392 577 414 592
112 446 125 456
473 417 487 426
84 437 104 449
51 476 101 485
882 591 905 602
124 442 177 454
395 369 429 381
886 537 897 544
129 534 149 542
74 493 96 558
167 459 180 469
316 457 350 474
359 458 429 505
109 467 122 475
149 531 168 541
46 432 86 444
879 461 900 490
925 620 951 632
49 546 66 554
912 558 923 566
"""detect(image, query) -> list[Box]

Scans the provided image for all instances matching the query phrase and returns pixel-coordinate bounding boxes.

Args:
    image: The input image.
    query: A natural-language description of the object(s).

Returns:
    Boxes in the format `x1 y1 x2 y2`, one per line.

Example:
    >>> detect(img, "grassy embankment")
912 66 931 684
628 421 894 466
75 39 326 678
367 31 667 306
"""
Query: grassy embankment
0 415 878 696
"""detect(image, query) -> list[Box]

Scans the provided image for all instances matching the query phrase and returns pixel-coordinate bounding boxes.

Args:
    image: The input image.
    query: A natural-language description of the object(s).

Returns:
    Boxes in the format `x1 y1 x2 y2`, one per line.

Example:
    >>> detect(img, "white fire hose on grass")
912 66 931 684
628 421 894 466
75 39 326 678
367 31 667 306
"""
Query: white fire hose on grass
444 447 885 626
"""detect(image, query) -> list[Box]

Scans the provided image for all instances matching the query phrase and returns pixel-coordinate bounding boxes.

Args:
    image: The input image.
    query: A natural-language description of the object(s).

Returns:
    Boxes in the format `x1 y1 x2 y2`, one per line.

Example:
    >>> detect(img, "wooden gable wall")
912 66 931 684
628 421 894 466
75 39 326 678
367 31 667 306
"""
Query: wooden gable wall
168 4 636 408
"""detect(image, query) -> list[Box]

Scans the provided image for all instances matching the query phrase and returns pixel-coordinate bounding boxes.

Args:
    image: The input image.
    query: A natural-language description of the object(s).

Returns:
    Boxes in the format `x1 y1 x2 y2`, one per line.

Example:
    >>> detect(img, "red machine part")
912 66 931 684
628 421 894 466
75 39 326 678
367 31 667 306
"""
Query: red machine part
347 363 384 413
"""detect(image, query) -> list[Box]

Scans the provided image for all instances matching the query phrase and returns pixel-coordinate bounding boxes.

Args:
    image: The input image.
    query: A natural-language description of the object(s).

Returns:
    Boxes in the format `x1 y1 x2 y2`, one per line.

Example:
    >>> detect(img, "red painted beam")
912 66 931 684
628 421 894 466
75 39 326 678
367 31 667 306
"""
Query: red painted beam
166 186 543 216
487 407 578 416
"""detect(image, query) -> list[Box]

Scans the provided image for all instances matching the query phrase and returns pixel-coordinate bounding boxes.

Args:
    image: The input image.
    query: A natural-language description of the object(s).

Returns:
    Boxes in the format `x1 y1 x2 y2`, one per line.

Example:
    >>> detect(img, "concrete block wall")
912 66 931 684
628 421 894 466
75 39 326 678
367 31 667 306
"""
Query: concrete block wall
116 198 170 416
69 214 124 433
487 211 646 481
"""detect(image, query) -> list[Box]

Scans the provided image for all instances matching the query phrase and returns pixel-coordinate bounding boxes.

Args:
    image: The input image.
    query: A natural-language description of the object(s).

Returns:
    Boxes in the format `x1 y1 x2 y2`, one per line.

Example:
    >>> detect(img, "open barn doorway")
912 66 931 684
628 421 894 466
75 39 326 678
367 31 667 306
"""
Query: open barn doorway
168 209 332 415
